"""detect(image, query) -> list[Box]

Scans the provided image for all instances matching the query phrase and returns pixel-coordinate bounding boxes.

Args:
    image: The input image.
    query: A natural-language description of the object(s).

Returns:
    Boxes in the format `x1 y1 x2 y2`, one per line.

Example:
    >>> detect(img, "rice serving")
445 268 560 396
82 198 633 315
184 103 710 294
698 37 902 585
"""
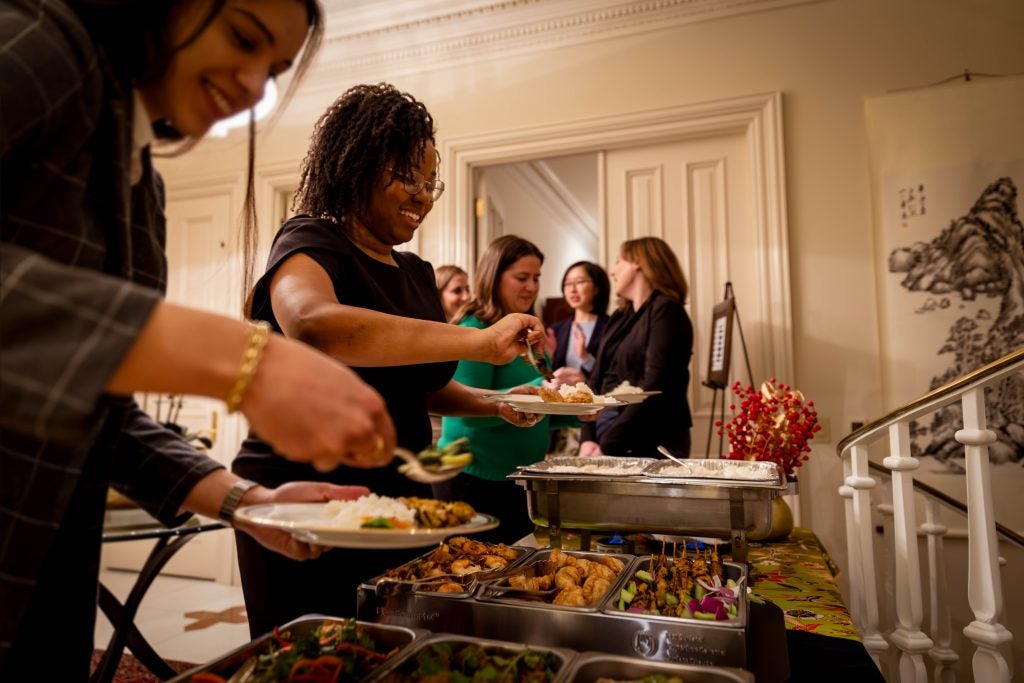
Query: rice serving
322 494 417 528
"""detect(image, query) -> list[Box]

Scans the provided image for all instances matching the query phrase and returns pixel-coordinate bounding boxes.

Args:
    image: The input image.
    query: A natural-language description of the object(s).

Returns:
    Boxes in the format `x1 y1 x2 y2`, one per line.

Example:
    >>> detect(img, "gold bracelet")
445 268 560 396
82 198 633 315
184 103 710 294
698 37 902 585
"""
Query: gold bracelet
226 321 271 414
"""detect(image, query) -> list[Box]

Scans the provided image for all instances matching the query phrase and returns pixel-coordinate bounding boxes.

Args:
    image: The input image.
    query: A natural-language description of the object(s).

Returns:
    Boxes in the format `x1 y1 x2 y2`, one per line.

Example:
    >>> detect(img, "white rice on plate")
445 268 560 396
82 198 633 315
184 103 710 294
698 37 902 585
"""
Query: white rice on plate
322 494 417 528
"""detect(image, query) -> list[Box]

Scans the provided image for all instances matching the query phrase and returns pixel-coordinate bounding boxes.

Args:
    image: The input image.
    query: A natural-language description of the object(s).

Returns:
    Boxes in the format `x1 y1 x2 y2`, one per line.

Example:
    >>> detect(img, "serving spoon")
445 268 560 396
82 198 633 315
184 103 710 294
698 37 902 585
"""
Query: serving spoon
521 336 555 381
394 448 468 484
657 445 690 467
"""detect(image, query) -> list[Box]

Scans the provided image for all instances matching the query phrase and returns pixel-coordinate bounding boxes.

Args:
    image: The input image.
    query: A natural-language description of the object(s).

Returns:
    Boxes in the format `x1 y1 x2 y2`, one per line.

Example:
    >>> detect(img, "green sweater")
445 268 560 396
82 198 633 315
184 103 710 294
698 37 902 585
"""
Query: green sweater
440 314 575 481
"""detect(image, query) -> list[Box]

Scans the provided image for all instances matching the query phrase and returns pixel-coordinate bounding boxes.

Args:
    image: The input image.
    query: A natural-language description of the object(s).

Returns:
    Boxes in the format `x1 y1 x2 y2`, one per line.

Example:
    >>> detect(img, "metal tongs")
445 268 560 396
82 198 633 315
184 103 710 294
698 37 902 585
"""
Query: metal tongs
374 559 557 597
521 335 555 381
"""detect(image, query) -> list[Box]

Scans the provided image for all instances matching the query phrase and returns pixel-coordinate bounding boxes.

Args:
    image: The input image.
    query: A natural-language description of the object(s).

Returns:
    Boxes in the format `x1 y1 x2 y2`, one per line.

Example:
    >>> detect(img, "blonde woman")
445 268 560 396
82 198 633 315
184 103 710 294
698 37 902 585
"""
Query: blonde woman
435 264 472 322
580 237 693 458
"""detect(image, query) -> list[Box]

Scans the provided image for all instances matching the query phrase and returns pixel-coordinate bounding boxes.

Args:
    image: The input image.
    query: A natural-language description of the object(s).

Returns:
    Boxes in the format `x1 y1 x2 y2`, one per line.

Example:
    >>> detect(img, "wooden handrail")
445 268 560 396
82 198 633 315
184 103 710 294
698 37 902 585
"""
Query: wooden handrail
836 347 1024 456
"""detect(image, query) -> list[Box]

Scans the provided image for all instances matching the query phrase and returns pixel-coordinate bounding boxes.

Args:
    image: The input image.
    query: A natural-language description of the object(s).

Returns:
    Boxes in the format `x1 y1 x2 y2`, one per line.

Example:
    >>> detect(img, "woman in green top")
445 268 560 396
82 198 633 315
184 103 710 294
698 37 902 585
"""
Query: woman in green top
434 235 575 543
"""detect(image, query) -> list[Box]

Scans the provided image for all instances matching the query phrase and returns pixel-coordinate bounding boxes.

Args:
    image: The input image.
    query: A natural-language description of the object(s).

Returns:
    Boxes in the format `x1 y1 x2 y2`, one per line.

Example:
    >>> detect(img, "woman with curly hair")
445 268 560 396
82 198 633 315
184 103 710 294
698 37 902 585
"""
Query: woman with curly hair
232 83 544 634
580 237 694 458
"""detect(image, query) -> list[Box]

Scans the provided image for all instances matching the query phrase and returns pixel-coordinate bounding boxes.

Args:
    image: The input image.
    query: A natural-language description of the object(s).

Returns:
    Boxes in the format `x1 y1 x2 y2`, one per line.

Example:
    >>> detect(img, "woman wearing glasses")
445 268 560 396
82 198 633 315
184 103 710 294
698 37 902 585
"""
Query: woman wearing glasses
546 262 611 454
231 83 543 635
549 261 611 384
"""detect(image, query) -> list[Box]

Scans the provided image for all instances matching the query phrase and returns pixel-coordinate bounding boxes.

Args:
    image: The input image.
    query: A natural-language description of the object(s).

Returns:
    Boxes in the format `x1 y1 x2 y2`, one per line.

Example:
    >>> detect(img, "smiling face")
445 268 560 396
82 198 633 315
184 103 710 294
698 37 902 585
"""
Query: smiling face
440 273 471 320
562 265 596 312
138 0 310 137
355 140 439 249
499 255 542 314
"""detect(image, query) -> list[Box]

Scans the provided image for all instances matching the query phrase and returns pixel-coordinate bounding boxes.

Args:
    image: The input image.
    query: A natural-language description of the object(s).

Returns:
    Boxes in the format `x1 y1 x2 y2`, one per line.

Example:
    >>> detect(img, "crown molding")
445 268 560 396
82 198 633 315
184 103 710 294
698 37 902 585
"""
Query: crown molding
310 0 824 88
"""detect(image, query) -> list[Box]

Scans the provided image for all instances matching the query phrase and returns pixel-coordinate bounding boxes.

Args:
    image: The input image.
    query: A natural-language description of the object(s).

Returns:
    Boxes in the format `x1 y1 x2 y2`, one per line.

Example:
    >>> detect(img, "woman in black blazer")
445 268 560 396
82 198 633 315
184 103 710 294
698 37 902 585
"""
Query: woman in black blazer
548 261 611 385
580 238 693 458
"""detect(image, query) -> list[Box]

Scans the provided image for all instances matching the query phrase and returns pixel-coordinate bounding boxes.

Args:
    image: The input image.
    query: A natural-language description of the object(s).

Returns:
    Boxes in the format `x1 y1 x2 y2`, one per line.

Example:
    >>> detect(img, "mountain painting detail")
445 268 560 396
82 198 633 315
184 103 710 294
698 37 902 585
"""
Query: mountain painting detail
888 176 1024 465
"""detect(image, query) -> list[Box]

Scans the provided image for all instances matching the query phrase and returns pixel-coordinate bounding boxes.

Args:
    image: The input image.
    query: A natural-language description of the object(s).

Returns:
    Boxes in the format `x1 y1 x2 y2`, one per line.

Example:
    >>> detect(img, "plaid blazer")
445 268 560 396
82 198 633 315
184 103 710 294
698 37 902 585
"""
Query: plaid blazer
0 0 223 673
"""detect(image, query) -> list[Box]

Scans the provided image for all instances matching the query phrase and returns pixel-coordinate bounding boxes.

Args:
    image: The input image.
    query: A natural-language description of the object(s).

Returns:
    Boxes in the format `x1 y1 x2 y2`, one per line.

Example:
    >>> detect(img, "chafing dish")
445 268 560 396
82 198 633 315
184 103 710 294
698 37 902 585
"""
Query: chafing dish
565 651 754 683
357 550 748 668
170 616 425 682
509 460 786 562
367 632 575 682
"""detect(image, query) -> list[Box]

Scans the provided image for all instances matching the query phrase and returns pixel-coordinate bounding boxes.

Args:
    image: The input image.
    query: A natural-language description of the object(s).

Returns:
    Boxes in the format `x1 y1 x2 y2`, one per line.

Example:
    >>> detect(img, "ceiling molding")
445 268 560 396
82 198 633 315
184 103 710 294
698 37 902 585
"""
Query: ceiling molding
309 0 823 87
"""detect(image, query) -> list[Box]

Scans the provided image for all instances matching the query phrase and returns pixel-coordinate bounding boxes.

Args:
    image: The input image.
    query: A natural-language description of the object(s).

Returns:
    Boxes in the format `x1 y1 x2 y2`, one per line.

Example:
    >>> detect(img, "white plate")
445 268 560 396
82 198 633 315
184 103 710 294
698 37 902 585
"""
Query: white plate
603 390 662 404
484 393 619 416
234 503 500 549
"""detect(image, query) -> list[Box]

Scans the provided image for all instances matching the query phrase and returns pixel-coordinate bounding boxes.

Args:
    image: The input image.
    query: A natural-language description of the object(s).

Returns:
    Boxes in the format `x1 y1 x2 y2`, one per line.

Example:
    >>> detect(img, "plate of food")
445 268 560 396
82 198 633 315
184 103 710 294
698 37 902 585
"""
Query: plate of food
234 494 499 549
485 383 620 415
604 380 662 404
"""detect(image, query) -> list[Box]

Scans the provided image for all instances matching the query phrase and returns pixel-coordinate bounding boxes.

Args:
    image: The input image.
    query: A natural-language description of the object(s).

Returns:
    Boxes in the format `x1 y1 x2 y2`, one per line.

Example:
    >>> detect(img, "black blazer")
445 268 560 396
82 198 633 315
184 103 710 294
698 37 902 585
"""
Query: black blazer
582 291 693 456
550 313 609 373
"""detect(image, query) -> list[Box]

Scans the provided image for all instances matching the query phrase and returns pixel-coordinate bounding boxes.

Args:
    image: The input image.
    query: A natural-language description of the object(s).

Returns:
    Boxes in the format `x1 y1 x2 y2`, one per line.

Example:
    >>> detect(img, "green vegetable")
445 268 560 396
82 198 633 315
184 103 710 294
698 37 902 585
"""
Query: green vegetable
441 437 471 455
664 592 679 605
635 570 654 584
360 517 394 529
620 588 635 604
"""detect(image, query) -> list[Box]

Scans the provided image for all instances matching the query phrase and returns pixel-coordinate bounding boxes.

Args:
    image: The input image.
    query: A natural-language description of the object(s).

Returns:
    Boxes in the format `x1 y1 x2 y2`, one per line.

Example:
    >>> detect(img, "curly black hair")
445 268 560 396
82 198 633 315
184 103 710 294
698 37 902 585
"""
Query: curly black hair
293 83 436 222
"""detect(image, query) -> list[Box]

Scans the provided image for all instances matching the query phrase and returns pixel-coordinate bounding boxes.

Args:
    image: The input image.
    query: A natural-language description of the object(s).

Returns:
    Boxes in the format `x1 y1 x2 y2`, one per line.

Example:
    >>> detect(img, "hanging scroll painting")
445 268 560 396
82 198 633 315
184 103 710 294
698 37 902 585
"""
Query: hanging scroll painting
866 76 1024 532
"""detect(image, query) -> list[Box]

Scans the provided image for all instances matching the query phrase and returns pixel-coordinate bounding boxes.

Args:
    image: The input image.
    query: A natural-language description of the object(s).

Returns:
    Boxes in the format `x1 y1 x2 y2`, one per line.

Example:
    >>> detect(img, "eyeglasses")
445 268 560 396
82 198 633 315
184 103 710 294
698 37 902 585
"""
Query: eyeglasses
387 168 445 200
563 279 592 290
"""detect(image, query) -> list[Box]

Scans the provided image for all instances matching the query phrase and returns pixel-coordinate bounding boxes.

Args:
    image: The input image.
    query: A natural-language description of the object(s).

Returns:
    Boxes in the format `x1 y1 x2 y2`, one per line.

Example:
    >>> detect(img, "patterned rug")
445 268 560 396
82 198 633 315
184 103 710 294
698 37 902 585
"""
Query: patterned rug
90 649 197 683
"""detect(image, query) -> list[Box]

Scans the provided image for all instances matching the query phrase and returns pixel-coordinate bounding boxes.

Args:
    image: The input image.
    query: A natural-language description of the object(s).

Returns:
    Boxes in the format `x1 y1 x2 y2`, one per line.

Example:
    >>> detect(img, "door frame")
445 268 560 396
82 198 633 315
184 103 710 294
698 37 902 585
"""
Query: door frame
436 91 794 382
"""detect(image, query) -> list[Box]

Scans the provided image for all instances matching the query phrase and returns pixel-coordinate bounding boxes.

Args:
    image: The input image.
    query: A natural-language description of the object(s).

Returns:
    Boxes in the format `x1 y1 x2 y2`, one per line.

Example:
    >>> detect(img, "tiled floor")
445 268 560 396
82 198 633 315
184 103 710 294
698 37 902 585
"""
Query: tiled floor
94 569 251 667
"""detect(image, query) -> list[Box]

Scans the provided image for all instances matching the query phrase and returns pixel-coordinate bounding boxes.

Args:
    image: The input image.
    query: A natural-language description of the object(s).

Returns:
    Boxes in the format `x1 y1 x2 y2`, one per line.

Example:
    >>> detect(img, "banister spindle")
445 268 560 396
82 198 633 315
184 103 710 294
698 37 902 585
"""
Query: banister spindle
958 388 1012 682
921 498 957 682
845 444 888 664
883 422 932 682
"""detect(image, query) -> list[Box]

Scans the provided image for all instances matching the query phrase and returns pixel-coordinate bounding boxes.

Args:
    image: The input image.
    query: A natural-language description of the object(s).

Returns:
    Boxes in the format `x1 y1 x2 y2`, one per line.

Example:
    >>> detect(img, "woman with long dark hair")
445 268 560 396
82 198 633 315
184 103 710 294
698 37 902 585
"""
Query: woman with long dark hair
0 1 397 677
436 235 575 543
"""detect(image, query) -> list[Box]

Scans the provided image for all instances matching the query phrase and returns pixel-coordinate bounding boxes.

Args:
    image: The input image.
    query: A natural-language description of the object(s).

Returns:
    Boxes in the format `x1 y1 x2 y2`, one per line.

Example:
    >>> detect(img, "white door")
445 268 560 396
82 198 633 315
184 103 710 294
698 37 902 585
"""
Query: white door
605 133 768 457
102 192 242 583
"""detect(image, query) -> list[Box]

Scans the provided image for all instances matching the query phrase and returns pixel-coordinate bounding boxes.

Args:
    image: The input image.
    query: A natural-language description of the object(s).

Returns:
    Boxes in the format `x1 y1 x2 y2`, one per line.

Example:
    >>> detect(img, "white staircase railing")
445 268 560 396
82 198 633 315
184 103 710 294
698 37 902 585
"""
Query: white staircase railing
836 347 1024 683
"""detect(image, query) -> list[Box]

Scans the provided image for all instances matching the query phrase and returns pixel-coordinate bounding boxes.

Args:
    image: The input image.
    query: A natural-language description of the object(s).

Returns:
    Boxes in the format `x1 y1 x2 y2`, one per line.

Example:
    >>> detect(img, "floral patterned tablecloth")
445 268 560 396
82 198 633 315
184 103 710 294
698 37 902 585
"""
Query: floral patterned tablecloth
744 527 862 642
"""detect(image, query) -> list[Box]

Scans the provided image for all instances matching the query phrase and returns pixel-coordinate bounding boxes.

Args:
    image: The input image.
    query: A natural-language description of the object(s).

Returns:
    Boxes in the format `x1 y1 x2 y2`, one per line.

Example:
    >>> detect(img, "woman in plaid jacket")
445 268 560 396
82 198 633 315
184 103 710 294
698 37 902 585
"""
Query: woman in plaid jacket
0 0 424 678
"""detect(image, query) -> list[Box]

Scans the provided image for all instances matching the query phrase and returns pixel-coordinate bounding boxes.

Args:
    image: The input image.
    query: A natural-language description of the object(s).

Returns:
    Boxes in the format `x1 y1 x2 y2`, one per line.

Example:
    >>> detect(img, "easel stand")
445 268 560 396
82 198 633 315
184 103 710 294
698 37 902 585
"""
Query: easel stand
702 282 754 457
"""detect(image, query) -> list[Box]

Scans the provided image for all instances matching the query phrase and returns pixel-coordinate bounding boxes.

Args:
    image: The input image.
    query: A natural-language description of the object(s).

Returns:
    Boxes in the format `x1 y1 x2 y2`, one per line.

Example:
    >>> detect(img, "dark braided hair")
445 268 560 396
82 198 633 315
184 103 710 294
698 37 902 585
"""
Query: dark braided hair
293 83 437 222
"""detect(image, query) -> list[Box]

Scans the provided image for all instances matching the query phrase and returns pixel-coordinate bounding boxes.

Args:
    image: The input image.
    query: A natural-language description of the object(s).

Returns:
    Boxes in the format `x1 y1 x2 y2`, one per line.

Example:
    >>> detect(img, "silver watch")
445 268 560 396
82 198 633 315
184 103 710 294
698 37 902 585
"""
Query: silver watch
218 479 259 524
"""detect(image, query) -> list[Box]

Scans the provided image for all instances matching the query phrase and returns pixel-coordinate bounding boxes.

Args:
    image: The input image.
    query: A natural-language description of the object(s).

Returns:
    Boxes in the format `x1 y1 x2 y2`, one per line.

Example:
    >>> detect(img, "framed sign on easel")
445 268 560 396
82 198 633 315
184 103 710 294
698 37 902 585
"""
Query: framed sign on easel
702 282 754 457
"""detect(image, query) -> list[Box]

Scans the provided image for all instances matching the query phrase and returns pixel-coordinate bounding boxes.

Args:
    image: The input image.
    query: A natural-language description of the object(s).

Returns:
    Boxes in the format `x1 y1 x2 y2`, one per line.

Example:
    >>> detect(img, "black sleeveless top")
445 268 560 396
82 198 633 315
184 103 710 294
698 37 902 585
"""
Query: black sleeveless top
233 215 456 495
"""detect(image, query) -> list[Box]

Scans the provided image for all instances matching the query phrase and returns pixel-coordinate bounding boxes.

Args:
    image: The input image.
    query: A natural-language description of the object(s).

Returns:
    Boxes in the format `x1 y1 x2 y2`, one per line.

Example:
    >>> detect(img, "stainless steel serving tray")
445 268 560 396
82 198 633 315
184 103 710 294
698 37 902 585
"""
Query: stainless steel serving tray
509 462 786 562
367 632 576 682
475 548 634 612
643 459 782 483
520 456 658 476
565 652 754 683
604 557 748 630
170 616 425 682
361 542 533 599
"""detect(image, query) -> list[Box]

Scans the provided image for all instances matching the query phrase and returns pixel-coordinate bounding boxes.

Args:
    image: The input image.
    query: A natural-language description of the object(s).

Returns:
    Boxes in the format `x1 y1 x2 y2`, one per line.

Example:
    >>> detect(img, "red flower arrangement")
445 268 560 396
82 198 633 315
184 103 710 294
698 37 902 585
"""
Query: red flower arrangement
717 378 820 478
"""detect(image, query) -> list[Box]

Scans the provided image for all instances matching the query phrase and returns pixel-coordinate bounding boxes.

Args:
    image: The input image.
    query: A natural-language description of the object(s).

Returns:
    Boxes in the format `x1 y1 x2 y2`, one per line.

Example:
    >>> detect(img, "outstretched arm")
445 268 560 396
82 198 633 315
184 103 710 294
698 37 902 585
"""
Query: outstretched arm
269 253 544 366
